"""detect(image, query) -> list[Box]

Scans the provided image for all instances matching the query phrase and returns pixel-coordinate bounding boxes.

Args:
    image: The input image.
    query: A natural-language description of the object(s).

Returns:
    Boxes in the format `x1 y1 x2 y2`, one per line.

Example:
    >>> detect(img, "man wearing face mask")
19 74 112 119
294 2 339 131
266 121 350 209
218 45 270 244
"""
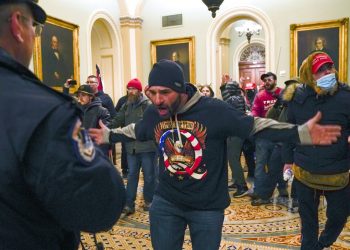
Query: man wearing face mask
283 52 350 250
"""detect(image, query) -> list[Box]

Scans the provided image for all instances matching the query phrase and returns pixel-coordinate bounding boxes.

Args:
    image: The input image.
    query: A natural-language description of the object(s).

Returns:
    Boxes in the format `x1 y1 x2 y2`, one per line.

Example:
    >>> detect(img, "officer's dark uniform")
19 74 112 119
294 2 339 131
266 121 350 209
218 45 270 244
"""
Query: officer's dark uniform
0 46 125 249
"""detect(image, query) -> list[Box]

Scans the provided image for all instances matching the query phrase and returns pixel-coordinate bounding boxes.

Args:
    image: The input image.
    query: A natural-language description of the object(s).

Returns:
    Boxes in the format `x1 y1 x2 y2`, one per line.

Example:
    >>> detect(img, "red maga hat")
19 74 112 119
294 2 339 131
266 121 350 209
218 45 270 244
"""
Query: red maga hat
312 53 334 74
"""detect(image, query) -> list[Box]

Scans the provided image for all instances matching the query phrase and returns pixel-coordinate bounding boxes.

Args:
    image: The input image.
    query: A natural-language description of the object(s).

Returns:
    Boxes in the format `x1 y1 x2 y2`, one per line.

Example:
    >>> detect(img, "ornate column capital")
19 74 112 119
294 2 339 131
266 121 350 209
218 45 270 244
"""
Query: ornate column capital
219 37 231 46
120 17 143 28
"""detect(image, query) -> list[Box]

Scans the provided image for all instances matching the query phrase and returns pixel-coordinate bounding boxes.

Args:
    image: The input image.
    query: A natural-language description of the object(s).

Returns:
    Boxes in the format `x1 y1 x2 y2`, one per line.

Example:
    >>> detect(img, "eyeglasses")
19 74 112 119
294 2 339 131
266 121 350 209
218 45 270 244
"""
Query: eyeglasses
11 15 44 37
86 81 97 84
20 15 44 37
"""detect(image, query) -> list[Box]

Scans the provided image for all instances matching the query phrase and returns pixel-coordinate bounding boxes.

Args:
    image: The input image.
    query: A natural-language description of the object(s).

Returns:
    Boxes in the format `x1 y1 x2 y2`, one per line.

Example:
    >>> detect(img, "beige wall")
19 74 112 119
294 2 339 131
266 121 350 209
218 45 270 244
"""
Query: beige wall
32 0 350 100
141 0 350 87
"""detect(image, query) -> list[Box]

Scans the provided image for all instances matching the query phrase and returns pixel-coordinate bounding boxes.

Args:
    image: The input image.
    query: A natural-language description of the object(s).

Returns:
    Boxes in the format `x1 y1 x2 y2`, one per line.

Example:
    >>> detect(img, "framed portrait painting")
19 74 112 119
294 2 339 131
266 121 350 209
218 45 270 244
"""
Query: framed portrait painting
290 18 348 82
33 16 80 91
151 36 196 83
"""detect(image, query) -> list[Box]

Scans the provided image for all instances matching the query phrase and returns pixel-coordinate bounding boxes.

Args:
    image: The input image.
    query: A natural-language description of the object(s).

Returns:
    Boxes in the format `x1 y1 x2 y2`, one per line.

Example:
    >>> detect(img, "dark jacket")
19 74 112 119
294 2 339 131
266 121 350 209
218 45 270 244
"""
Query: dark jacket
96 91 117 118
285 83 350 175
80 98 111 129
220 81 246 113
111 95 156 154
0 48 125 250
115 94 128 112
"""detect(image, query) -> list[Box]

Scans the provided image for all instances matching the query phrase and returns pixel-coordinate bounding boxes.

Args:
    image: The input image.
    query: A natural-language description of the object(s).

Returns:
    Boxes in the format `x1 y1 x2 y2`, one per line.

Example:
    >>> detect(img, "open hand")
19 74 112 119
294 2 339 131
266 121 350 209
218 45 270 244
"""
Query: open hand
89 120 110 145
306 111 341 145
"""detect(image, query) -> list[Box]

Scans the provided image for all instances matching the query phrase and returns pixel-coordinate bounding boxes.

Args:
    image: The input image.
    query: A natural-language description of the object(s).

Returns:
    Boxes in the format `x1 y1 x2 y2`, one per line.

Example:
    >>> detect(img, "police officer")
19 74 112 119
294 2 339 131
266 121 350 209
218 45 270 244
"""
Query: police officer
0 1 125 249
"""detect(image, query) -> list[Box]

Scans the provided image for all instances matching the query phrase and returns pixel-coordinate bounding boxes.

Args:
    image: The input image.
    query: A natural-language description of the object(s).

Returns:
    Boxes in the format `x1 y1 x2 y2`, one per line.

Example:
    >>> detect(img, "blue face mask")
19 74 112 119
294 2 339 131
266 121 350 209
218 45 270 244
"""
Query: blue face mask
316 73 336 91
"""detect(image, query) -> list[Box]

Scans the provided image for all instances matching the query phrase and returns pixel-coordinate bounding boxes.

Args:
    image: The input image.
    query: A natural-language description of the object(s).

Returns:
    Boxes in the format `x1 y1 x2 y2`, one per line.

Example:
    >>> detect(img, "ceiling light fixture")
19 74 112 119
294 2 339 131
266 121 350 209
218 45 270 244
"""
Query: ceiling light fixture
235 21 262 44
202 0 224 18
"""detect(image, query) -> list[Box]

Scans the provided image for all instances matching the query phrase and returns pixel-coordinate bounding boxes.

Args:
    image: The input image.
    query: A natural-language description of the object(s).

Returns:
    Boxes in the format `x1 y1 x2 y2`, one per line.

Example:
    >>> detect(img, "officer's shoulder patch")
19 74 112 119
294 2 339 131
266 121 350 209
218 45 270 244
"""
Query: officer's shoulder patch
71 119 96 164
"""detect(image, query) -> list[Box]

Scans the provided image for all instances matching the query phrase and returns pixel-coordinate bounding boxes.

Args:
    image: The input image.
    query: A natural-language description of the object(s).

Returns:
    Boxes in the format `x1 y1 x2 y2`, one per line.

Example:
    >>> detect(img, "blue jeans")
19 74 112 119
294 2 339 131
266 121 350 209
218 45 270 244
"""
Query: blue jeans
254 138 286 199
150 195 224 250
126 152 156 208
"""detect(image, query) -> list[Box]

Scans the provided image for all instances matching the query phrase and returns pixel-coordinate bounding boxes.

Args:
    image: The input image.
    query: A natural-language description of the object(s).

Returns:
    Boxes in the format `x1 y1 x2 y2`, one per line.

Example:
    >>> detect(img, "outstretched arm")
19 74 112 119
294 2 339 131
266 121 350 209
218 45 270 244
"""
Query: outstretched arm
252 111 341 145
89 120 136 144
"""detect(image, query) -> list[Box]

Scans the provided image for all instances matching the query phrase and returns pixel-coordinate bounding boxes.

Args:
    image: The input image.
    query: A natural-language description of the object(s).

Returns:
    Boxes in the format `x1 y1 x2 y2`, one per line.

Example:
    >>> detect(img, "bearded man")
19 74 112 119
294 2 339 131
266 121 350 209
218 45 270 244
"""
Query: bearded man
110 78 157 215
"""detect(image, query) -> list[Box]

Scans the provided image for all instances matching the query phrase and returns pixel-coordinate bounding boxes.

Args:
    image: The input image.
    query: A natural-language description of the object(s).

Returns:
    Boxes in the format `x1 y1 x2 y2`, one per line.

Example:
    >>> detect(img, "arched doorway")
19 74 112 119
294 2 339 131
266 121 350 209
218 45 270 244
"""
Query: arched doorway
206 5 275 93
88 12 124 103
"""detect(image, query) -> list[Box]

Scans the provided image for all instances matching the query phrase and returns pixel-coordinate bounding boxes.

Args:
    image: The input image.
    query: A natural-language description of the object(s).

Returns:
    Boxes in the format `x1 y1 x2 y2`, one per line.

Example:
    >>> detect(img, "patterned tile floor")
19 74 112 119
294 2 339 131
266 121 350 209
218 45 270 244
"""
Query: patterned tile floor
80 154 350 250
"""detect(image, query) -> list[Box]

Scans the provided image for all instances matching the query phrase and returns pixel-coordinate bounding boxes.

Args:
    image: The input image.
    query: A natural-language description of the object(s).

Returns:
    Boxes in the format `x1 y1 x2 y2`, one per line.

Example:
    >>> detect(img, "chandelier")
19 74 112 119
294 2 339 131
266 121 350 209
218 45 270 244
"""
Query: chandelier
202 0 224 18
235 21 262 44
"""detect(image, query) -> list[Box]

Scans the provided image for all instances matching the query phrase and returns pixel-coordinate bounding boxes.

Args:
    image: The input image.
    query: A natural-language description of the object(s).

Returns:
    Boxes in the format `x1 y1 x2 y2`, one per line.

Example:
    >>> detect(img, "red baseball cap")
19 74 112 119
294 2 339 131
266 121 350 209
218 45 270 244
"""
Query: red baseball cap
311 53 334 74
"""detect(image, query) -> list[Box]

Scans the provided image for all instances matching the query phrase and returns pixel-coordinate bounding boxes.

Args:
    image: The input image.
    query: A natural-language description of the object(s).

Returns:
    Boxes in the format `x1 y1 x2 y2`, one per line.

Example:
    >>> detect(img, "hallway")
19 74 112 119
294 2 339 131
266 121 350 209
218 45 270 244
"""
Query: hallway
80 164 350 249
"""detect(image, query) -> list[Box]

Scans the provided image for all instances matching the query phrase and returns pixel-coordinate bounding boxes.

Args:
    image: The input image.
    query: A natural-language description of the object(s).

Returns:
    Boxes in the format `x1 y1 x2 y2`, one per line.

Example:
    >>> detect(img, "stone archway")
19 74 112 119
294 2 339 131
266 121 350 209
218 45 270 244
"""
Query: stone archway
206 5 275 92
87 11 124 103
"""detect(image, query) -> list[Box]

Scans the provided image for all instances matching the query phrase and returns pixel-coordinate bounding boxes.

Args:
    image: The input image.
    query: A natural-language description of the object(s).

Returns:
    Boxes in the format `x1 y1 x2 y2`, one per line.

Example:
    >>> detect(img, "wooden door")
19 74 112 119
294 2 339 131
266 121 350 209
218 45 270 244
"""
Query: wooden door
239 62 265 88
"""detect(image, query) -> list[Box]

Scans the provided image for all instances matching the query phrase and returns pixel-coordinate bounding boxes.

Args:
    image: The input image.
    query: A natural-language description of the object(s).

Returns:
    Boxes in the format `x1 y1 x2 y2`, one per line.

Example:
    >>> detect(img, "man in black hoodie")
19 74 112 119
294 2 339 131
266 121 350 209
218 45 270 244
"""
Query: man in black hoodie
90 60 341 250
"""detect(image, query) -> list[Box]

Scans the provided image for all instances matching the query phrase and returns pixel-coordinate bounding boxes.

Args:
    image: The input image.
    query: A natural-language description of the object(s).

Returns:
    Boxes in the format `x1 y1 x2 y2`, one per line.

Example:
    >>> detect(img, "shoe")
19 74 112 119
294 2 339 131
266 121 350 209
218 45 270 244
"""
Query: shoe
228 183 237 190
232 186 249 198
122 206 135 215
251 198 271 206
143 202 151 211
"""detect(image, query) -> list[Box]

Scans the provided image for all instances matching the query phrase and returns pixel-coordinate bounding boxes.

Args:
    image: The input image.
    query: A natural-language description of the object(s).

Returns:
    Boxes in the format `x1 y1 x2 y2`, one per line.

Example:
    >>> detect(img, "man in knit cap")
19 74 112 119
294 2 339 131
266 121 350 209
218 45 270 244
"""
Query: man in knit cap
110 78 157 215
90 59 341 250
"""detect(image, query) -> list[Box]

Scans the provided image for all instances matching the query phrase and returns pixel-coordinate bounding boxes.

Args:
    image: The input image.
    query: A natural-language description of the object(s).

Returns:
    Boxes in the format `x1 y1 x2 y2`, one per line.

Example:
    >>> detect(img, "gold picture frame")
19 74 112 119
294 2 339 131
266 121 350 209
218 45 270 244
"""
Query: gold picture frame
290 18 348 82
33 16 80 92
151 36 196 83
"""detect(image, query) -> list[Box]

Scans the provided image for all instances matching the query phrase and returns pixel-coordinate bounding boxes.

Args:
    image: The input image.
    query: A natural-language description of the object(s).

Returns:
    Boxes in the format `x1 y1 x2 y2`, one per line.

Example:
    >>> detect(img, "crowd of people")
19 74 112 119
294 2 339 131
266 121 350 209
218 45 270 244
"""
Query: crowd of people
1 1 349 250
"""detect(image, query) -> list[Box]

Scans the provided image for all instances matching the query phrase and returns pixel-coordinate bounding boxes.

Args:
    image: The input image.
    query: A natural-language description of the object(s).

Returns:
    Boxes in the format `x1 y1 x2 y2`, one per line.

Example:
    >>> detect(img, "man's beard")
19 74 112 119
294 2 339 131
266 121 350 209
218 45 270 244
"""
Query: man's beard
127 93 140 103
157 95 182 118
265 82 276 91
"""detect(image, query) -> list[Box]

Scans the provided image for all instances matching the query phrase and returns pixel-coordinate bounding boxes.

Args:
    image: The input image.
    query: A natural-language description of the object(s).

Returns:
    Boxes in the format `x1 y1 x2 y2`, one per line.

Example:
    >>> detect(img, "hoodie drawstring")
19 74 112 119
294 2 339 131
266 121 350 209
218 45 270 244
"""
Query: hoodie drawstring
170 115 183 151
